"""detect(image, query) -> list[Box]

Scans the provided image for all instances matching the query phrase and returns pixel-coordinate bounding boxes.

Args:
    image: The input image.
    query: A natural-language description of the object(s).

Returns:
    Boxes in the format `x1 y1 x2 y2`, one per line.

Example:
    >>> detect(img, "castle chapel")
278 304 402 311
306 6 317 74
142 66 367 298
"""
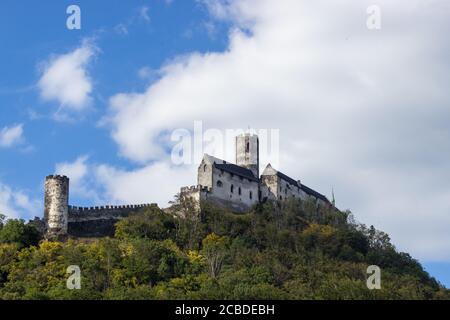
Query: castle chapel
180 133 330 213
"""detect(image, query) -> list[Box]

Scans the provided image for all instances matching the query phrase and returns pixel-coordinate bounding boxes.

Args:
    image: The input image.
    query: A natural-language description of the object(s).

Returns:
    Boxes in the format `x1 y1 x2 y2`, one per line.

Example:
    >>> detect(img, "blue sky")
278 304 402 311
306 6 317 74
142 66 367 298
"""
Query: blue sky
0 0 228 208
0 0 449 288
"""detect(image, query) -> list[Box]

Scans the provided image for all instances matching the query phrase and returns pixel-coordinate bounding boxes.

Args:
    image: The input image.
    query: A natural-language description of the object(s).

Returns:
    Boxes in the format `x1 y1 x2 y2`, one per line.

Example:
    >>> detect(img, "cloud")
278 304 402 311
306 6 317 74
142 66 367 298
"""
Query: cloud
102 0 450 261
139 6 151 22
55 156 194 208
38 41 95 113
94 161 194 206
114 24 129 36
55 155 89 190
0 124 24 148
0 182 41 220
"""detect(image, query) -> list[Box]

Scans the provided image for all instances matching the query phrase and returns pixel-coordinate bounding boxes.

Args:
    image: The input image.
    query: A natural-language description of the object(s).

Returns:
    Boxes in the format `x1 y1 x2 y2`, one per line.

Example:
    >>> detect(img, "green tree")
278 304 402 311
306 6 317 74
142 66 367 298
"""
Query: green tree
201 233 230 279
0 219 41 249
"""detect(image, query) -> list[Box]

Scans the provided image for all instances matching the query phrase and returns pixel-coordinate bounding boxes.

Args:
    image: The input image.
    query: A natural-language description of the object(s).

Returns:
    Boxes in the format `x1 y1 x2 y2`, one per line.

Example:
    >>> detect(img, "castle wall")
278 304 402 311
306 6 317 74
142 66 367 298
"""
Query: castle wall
67 204 155 237
210 166 259 213
260 174 280 201
198 161 213 188
261 174 310 202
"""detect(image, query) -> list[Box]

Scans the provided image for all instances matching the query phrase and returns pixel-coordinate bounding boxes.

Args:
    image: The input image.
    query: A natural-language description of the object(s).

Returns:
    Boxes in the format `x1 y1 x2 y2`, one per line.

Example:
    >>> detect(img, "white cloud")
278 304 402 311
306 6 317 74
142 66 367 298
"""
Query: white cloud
38 41 95 112
0 182 41 220
0 124 24 148
114 23 129 36
94 161 194 206
55 155 89 191
139 6 151 22
54 156 194 208
102 0 450 261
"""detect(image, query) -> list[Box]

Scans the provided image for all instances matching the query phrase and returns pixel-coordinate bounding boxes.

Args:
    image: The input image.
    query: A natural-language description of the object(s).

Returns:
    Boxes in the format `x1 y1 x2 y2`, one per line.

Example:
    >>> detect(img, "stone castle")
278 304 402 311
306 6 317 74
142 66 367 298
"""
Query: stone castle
180 133 330 213
43 133 330 239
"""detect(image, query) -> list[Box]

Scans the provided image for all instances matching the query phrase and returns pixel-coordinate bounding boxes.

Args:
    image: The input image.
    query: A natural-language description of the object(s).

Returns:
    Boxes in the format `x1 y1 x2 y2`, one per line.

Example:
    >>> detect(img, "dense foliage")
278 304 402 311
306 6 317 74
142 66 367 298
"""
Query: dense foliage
0 200 448 300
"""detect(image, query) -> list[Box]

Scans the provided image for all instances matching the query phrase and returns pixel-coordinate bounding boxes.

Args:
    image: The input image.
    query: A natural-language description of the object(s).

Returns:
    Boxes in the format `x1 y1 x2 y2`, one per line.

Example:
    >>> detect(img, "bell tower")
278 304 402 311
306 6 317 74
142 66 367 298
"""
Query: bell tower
236 133 259 178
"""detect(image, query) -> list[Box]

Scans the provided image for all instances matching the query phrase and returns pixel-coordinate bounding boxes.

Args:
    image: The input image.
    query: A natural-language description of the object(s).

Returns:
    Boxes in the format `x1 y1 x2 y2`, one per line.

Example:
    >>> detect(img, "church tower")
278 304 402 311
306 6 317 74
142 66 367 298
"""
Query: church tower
236 133 259 178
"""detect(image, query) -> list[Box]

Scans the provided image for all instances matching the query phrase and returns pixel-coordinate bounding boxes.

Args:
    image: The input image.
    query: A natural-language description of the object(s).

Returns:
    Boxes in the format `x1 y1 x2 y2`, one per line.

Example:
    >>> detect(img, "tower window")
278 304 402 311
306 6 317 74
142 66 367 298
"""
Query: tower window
246 142 250 152
231 185 234 193
217 180 223 187
250 191 253 200
238 187 242 195
203 164 207 172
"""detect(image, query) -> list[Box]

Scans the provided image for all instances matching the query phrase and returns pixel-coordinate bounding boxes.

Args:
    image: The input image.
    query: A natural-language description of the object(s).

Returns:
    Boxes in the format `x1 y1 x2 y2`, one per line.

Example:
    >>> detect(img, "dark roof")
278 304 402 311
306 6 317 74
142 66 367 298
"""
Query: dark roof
276 171 300 187
214 163 259 182
300 184 329 203
275 170 329 203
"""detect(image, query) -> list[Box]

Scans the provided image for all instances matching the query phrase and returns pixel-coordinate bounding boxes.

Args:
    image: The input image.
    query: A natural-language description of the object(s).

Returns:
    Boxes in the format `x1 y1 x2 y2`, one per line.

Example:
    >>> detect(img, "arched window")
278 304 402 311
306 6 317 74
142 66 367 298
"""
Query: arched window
249 191 253 200
203 164 207 172
238 187 242 195
216 180 223 187
231 185 234 193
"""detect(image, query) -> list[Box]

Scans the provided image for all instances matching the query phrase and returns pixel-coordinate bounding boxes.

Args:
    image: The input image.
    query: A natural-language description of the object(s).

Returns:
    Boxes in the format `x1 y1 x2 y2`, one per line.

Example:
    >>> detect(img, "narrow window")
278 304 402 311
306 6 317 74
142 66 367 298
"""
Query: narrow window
231 185 234 193
203 164 207 172
217 180 223 187
250 191 253 200
238 187 242 195
246 142 250 152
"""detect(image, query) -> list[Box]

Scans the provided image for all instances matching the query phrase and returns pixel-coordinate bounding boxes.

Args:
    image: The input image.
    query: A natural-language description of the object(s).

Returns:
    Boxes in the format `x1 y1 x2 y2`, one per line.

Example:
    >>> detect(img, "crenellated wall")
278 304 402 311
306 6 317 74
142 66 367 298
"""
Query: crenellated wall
68 203 155 222
66 203 157 238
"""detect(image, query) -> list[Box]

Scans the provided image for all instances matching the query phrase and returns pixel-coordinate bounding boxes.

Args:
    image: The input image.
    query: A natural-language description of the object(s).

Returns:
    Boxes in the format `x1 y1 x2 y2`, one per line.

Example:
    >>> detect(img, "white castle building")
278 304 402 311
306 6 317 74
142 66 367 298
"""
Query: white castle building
180 133 330 213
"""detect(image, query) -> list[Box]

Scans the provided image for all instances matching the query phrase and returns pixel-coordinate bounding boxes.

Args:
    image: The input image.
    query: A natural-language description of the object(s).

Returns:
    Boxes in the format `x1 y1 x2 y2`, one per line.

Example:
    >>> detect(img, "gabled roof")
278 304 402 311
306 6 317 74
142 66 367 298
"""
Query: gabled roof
215 163 259 182
202 154 258 182
300 184 329 203
262 164 329 203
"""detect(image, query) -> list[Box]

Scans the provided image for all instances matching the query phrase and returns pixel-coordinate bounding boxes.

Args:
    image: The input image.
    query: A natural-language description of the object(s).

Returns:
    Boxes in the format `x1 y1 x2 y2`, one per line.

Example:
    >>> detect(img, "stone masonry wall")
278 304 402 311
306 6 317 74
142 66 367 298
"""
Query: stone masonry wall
67 204 156 237
44 175 69 239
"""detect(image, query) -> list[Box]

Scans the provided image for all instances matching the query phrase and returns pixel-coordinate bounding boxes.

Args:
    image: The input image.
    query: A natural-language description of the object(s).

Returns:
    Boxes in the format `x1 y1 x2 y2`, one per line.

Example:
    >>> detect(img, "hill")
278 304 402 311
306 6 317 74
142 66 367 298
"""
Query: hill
0 199 448 300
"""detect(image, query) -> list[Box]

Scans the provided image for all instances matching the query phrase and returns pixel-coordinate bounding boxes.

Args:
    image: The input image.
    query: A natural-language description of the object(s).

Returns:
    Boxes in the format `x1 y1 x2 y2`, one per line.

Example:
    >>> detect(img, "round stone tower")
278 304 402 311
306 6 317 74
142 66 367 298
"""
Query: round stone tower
236 133 259 178
44 175 69 239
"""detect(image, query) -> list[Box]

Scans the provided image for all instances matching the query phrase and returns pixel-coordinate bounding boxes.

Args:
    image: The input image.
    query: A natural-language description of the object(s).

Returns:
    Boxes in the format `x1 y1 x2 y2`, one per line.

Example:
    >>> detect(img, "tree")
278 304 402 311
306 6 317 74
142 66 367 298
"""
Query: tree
0 219 41 249
115 206 176 241
201 233 230 279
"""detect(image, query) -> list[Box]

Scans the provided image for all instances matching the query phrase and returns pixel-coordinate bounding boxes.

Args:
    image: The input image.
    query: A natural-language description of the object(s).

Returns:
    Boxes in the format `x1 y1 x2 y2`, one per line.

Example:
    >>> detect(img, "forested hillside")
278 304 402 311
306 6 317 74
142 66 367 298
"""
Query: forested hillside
0 199 448 300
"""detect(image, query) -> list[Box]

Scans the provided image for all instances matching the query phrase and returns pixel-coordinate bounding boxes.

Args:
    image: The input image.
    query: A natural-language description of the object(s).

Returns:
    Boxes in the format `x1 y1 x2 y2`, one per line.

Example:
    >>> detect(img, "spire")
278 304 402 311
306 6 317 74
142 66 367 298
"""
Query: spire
331 187 336 207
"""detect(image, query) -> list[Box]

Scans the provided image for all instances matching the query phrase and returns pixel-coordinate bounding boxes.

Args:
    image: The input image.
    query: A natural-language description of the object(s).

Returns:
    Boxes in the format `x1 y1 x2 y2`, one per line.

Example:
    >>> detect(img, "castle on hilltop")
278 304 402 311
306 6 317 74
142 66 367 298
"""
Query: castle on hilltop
43 133 330 240
180 132 330 213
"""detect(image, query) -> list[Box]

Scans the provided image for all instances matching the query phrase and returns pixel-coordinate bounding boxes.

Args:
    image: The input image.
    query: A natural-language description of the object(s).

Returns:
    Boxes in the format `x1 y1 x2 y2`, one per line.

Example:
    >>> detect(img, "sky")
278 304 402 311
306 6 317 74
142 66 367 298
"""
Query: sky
0 0 449 288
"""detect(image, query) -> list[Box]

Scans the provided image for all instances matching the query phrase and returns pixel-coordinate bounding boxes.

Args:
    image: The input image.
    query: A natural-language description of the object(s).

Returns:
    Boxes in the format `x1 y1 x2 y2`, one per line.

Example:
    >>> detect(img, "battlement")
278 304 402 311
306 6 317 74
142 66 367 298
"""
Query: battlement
181 185 211 193
68 203 155 213
46 175 69 181
67 203 158 226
